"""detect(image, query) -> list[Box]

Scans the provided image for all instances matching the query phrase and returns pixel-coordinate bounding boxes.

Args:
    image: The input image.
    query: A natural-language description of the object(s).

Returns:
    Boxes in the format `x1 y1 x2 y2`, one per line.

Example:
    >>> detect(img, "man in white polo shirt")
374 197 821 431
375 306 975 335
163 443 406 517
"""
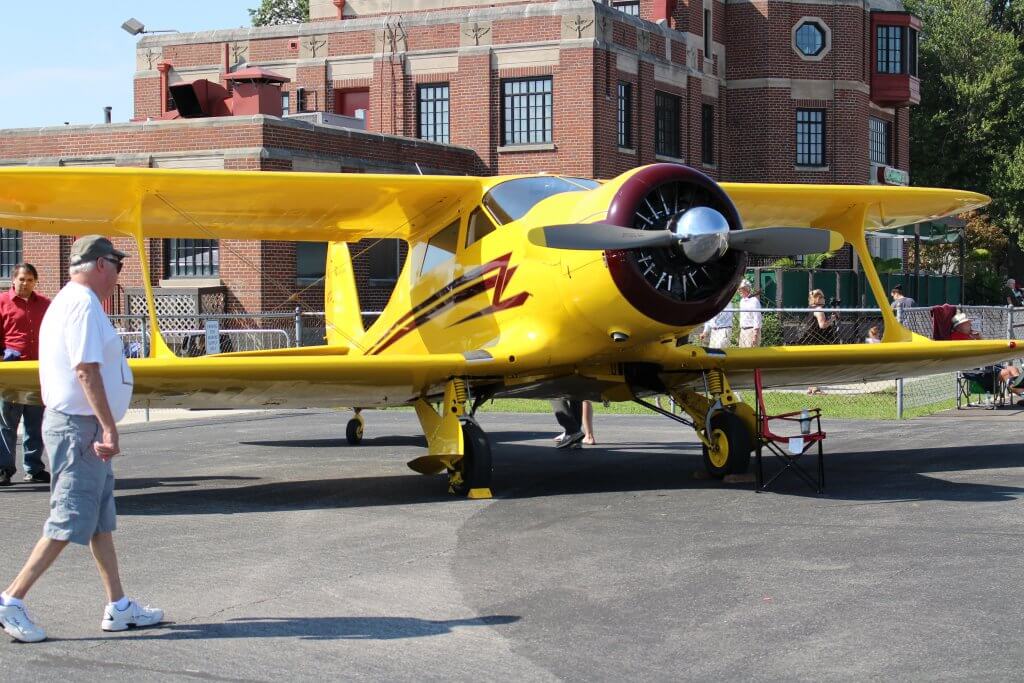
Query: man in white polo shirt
737 279 763 347
0 236 163 643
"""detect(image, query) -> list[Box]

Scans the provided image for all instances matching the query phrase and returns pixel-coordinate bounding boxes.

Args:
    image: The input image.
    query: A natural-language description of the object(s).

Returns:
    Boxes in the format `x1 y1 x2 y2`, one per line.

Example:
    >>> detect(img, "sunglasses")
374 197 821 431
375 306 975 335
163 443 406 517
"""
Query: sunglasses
100 256 124 274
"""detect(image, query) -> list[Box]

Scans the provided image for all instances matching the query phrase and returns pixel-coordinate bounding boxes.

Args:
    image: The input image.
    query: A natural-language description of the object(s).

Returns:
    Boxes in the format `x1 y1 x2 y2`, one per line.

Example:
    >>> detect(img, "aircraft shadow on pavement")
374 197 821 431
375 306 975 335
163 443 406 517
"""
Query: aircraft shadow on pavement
114 476 260 491
240 435 427 448
111 441 1024 516
78 615 520 641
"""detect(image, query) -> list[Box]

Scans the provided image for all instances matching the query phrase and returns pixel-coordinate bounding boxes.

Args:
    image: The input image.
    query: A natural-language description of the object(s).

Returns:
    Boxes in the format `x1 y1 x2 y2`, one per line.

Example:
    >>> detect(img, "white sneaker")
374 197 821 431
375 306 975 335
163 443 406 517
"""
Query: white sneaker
101 599 164 632
0 602 47 643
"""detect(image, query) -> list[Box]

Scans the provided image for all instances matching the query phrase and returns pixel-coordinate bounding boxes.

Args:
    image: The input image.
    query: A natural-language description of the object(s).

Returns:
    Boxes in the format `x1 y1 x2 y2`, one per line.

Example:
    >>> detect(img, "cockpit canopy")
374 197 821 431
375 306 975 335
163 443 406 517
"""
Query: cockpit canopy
482 176 600 225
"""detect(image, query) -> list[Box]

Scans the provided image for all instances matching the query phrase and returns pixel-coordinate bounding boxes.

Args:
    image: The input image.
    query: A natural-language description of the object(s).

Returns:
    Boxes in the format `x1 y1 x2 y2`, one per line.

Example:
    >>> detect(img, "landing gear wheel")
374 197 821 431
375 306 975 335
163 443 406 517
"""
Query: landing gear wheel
448 420 492 496
345 418 363 445
701 411 752 478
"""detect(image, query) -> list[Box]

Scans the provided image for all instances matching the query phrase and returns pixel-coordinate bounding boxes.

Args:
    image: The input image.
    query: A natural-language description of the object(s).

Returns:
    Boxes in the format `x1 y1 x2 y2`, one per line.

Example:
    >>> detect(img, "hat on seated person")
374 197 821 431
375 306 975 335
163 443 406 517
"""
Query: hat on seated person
951 312 971 329
69 235 127 266
739 279 753 290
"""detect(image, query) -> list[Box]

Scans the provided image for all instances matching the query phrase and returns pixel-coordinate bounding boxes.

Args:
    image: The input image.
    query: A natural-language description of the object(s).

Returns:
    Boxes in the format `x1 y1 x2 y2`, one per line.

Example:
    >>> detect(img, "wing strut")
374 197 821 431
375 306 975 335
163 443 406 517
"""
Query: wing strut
121 200 176 359
830 203 916 343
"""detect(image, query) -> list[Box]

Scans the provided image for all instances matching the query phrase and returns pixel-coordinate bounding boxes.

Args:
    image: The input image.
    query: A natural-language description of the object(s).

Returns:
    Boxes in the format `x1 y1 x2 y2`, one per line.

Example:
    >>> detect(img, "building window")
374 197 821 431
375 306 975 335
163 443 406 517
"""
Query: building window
704 9 711 58
0 229 22 280
501 77 553 146
617 82 632 148
367 239 402 284
869 117 891 166
876 25 903 74
795 21 826 57
796 109 826 166
417 83 450 144
701 104 715 165
654 91 681 158
296 242 327 279
281 91 290 115
908 28 918 76
165 239 218 278
612 1 639 17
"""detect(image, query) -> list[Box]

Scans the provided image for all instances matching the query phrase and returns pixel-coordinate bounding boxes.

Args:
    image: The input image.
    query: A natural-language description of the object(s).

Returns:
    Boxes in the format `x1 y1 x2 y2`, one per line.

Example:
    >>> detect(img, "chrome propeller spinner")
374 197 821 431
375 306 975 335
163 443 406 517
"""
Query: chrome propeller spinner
669 206 730 265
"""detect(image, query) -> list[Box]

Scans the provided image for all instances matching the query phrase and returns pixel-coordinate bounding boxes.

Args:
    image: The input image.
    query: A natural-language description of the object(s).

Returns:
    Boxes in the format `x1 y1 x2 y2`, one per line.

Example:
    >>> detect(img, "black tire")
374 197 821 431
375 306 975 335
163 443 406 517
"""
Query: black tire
345 418 363 445
701 410 752 478
449 420 492 496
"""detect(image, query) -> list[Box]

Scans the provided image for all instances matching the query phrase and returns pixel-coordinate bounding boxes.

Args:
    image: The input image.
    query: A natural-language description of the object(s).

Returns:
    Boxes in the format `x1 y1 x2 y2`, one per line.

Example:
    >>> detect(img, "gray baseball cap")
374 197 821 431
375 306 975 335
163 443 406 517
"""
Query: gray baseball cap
69 235 127 266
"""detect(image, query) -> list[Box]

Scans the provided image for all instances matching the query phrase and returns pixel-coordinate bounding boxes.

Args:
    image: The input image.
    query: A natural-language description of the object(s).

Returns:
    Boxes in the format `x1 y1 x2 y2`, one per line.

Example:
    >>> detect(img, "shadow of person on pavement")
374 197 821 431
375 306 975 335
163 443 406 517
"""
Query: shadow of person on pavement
78 614 521 641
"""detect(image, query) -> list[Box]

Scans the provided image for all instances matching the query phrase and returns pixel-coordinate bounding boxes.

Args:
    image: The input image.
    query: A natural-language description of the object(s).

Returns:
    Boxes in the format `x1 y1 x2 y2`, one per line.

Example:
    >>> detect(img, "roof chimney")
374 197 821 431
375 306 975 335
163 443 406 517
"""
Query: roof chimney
103 106 112 124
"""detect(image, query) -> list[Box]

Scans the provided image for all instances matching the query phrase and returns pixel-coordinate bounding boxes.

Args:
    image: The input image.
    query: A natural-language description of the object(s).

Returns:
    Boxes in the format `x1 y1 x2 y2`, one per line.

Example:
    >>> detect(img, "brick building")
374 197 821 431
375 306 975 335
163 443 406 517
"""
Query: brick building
0 0 919 315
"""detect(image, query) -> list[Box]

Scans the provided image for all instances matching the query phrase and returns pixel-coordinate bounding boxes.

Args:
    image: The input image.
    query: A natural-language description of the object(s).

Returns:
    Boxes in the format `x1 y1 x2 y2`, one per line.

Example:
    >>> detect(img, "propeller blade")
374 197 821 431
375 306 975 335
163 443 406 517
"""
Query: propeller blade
529 223 676 251
726 227 835 255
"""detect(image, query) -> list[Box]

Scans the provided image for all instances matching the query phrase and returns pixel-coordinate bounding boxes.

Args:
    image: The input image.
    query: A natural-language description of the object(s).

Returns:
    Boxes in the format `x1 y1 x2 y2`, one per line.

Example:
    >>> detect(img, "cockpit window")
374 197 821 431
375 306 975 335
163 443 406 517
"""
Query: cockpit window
419 219 460 276
482 176 600 225
465 207 497 247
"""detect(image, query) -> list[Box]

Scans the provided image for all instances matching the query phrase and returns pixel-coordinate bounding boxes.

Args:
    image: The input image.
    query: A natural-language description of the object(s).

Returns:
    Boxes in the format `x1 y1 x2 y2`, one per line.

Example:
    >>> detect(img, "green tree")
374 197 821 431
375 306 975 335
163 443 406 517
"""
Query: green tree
769 252 833 269
904 0 1024 243
249 0 309 26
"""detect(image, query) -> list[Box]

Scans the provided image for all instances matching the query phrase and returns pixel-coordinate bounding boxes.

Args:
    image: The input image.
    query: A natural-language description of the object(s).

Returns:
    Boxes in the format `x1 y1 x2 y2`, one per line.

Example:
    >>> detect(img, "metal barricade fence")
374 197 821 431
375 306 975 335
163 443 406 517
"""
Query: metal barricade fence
110 305 1024 422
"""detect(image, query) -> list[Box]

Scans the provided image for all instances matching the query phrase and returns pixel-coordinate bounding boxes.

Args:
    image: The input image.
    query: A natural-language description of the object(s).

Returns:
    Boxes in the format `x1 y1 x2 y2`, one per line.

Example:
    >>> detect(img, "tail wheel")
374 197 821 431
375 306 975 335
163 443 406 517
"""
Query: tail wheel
448 420 492 496
701 411 752 478
345 418 363 445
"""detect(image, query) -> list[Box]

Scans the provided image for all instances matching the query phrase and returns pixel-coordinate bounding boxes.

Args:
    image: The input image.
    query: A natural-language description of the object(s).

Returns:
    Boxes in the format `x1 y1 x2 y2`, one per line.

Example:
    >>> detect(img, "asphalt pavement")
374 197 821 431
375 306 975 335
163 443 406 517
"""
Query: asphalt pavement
1 409 1022 681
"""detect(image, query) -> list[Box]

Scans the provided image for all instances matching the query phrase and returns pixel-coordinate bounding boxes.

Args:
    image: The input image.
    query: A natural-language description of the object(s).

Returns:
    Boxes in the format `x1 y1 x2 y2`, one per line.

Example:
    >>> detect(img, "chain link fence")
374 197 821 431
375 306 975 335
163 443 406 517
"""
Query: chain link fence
114 305 1024 422
686 305 1024 419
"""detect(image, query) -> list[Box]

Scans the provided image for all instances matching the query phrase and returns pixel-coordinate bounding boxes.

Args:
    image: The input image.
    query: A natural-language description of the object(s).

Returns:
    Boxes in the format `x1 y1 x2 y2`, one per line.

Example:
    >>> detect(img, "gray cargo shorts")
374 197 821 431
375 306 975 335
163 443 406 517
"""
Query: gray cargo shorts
42 409 116 545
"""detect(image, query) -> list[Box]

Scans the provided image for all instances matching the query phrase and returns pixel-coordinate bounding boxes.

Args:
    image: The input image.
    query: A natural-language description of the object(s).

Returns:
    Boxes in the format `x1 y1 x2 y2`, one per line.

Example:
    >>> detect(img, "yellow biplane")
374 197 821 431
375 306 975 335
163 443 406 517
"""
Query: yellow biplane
0 163 1017 497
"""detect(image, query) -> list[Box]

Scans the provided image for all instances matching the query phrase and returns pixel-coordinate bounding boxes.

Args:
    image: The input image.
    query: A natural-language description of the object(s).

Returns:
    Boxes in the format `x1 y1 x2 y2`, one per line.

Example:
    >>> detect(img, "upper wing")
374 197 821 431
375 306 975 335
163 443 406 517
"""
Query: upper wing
721 183 989 231
0 167 483 242
0 351 481 409
664 340 1021 389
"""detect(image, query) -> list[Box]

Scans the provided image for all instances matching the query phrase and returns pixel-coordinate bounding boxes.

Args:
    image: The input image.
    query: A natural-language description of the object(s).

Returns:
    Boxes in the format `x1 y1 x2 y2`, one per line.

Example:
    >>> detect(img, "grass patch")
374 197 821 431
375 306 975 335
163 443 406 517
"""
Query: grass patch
453 393 953 421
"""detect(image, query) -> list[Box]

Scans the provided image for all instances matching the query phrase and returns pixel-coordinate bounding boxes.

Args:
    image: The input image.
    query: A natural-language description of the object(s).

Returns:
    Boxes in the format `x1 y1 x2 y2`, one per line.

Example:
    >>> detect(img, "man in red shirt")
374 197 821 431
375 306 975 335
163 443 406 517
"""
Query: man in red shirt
0 264 51 486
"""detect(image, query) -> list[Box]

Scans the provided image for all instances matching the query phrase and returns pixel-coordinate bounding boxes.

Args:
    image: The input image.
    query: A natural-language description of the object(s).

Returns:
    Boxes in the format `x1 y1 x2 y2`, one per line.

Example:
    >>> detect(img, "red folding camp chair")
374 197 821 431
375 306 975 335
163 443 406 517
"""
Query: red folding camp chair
753 368 827 493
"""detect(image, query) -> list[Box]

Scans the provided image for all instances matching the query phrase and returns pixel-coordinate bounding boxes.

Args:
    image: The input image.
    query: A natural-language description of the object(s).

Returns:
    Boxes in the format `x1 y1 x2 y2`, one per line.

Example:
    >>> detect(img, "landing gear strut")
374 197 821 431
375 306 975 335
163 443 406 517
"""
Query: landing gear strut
635 367 756 479
410 379 494 498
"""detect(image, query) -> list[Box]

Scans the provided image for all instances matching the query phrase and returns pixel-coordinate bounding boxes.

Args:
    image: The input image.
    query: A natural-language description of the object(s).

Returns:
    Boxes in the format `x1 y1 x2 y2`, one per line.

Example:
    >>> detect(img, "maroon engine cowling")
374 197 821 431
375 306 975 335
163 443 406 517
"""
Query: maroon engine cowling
604 163 747 328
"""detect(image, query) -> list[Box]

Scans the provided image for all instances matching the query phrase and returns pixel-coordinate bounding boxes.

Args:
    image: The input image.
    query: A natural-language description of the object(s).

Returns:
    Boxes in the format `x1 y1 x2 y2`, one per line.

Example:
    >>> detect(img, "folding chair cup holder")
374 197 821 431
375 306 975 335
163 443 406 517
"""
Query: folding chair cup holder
753 369 826 494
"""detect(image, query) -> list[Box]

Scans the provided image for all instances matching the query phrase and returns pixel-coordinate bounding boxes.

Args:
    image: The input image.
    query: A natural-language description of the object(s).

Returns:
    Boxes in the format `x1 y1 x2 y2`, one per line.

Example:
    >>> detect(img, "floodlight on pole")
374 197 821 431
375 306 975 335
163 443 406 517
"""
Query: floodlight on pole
120 18 178 35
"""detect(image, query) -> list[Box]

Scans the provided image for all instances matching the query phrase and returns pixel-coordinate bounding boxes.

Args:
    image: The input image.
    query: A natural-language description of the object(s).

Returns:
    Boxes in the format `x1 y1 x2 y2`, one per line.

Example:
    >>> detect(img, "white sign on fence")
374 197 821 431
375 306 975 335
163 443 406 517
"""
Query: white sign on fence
204 319 221 355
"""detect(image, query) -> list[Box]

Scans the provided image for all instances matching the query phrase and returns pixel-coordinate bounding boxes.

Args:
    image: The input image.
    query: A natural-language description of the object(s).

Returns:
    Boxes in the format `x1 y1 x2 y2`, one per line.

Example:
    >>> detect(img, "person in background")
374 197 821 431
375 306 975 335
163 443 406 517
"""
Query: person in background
890 285 915 313
700 306 734 349
551 400 584 449
865 326 882 344
552 400 596 447
737 280 762 348
950 312 981 340
1004 278 1024 307
582 401 596 445
803 289 838 394
0 264 51 487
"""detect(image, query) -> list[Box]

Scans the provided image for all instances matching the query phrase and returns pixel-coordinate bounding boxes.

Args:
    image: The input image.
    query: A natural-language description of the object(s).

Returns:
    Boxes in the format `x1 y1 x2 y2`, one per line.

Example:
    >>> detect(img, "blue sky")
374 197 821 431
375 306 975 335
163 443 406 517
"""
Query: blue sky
0 2 256 129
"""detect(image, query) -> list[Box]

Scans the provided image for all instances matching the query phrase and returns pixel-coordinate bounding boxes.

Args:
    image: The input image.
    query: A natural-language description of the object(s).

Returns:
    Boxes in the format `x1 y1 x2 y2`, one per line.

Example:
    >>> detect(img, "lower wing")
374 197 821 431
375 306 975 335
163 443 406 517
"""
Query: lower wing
0 352 481 409
661 340 1022 389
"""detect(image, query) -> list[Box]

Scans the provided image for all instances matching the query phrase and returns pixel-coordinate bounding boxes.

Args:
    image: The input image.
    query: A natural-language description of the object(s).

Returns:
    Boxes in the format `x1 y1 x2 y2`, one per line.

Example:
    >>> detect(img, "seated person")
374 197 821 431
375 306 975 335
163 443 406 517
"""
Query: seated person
998 365 1024 404
950 313 981 340
865 325 882 344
